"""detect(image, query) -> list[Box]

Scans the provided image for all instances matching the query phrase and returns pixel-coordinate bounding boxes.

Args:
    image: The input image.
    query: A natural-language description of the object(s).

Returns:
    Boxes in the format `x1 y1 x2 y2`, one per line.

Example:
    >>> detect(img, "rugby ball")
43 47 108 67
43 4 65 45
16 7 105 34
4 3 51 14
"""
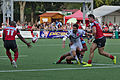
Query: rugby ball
32 36 38 43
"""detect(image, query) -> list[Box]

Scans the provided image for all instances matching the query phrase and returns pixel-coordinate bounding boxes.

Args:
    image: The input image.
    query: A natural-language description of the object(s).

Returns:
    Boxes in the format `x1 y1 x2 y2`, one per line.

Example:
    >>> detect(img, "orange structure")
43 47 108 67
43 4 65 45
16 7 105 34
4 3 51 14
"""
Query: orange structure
40 13 64 23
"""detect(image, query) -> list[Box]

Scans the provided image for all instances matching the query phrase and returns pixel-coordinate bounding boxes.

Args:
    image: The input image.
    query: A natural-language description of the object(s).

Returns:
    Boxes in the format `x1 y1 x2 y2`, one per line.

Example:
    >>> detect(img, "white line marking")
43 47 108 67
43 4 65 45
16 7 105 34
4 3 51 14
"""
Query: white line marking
0 65 120 73
0 44 68 47
0 55 28 59
0 55 28 58
92 63 114 66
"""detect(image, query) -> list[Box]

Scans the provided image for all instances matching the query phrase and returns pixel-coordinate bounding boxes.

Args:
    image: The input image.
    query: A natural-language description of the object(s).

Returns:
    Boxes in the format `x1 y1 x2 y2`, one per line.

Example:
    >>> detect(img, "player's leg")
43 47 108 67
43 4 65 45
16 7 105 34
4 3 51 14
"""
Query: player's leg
88 42 97 63
4 40 13 62
11 48 19 62
71 50 81 64
79 44 87 64
10 40 19 62
11 48 18 68
55 52 71 64
98 37 116 64
66 56 74 64
98 47 116 64
6 48 13 62
10 40 18 68
79 51 87 64
83 42 97 67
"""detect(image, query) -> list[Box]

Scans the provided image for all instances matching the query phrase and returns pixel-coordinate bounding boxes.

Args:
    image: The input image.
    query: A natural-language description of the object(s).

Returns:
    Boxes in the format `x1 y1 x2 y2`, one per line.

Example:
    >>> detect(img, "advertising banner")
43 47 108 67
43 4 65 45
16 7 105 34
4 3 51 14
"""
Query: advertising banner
19 31 40 38
103 33 113 37
40 30 68 38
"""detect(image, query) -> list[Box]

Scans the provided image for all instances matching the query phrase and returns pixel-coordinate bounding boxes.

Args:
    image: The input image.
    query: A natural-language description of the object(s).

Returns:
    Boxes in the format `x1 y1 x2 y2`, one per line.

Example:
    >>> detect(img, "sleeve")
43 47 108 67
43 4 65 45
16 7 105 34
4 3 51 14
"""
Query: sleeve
3 29 5 33
16 29 20 35
67 30 72 37
62 30 72 41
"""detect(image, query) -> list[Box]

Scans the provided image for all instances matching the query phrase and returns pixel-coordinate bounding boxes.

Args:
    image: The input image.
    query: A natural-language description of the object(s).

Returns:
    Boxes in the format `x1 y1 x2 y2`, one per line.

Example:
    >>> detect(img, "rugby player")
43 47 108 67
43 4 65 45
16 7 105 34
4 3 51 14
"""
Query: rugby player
83 14 116 67
61 24 89 64
3 21 31 68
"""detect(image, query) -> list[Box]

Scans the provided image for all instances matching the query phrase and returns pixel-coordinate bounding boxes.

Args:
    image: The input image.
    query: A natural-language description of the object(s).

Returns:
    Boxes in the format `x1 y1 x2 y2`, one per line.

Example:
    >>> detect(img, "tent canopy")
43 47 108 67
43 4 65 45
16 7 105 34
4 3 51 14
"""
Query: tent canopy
65 10 88 20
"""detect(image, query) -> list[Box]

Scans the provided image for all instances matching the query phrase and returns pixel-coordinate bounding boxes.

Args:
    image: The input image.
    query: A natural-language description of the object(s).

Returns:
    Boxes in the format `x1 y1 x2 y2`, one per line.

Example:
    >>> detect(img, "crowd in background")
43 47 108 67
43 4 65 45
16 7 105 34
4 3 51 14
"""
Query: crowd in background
0 20 120 33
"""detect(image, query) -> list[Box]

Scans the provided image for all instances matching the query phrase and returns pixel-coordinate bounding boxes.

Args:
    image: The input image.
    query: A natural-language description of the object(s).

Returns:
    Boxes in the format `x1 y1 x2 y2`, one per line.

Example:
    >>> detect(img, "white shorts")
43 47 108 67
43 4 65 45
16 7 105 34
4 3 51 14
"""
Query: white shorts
70 41 83 51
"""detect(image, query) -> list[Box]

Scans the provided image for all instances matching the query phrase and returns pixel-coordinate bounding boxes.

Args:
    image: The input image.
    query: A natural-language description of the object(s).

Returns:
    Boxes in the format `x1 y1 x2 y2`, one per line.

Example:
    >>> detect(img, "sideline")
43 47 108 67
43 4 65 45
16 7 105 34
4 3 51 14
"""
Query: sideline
0 65 120 73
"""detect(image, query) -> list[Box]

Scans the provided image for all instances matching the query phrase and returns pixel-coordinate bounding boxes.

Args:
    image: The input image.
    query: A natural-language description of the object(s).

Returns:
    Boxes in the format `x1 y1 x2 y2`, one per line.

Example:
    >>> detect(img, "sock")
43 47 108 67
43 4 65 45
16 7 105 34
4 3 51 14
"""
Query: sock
75 55 80 64
6 50 13 62
75 55 79 61
57 56 65 63
80 55 84 62
14 51 19 62
110 55 114 59
88 60 92 64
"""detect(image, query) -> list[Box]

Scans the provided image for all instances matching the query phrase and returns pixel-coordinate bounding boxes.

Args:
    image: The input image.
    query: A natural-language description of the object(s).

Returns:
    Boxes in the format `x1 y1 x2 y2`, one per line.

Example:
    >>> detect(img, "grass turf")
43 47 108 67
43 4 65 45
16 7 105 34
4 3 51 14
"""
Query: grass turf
0 39 120 80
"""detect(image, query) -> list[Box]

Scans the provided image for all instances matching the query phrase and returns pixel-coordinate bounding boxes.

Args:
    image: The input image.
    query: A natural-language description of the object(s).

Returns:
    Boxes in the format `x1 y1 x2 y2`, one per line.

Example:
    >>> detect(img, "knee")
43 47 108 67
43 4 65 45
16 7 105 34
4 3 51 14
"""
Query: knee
90 48 94 53
98 50 104 55
66 57 70 61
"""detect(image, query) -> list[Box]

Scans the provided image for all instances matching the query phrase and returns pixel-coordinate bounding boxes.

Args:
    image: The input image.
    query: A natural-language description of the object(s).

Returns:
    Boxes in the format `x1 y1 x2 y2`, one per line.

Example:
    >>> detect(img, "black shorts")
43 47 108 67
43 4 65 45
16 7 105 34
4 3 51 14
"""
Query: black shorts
93 37 106 48
4 40 17 50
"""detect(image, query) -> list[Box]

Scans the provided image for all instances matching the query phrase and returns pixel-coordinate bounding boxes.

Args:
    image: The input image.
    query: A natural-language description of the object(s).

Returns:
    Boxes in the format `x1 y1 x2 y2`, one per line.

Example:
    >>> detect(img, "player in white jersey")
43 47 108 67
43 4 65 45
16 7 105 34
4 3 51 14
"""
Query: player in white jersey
62 24 88 64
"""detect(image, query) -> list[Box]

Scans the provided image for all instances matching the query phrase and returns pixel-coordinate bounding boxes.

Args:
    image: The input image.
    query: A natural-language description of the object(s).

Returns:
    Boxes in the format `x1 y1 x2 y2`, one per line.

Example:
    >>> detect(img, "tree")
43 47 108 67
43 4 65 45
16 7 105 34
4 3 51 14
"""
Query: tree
104 0 113 5
111 0 120 6
19 1 26 23
94 0 104 8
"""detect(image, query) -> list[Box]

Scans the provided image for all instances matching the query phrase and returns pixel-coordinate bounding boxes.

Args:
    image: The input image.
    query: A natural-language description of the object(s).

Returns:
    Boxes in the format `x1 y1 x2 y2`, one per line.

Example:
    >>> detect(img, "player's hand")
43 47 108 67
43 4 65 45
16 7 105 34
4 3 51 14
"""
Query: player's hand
87 39 93 44
27 42 32 48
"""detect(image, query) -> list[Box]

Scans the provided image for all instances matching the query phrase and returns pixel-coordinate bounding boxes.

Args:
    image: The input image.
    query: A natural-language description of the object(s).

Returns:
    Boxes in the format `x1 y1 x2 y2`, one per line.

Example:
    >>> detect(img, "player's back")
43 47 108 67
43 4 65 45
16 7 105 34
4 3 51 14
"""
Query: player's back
4 26 18 40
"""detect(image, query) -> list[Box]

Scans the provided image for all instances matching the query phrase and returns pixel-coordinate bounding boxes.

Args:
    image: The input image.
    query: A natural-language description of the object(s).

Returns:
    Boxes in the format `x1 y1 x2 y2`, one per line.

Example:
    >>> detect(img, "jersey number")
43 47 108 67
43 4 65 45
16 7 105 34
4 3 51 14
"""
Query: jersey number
7 29 14 36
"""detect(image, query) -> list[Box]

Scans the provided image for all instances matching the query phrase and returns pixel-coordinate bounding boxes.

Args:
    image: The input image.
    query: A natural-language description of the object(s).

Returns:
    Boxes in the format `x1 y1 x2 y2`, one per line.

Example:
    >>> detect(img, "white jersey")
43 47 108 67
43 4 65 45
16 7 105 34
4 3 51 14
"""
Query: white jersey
67 29 85 43
64 29 86 51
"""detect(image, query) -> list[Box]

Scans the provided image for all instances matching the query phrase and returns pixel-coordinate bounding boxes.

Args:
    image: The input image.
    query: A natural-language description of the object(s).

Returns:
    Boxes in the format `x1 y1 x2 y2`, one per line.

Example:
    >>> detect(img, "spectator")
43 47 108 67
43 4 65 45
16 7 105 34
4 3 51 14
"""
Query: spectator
1 23 6 29
109 21 113 26
27 22 32 31
32 24 37 31
16 23 23 30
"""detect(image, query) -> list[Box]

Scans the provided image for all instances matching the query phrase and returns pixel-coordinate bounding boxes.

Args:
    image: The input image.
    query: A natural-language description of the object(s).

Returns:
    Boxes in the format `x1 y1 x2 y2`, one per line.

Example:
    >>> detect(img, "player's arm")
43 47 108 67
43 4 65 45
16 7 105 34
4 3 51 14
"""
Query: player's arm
92 27 96 37
62 30 71 48
62 35 67 48
16 29 31 48
87 27 96 43
2 30 5 42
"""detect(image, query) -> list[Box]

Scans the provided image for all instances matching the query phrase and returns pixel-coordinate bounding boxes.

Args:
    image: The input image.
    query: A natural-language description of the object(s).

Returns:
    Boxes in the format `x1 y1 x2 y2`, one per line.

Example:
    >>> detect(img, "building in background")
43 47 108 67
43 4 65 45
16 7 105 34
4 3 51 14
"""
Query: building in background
40 13 64 24
87 5 120 25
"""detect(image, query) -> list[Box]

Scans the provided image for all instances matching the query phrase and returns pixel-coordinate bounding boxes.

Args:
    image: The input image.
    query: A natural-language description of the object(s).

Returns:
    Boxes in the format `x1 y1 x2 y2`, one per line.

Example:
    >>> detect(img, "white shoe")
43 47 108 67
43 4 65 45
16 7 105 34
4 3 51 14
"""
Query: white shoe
11 60 17 68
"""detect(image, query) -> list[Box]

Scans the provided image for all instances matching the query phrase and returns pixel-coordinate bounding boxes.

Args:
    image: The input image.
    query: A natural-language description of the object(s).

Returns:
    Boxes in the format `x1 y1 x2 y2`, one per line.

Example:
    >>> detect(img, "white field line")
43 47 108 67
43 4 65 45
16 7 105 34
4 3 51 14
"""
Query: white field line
0 55 28 59
0 55 28 58
0 65 120 73
0 44 68 47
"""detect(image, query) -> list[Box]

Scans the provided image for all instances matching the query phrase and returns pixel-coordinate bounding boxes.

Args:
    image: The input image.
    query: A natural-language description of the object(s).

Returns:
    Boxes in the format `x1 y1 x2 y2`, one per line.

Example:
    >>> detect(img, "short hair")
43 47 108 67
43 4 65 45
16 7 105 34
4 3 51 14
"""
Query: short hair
88 14 95 19
10 21 16 27
73 24 79 29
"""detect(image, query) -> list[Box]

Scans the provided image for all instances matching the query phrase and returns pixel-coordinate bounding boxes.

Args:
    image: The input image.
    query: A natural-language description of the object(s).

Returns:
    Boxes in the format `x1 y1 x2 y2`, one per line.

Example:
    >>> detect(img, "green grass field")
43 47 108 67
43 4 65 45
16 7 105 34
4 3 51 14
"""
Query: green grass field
0 38 120 80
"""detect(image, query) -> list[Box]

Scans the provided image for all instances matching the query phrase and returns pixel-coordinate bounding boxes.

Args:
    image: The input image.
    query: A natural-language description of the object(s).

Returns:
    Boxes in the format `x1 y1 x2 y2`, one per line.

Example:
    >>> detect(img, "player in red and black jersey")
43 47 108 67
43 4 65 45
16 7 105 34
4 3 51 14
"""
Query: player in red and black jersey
3 21 31 68
83 14 116 67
